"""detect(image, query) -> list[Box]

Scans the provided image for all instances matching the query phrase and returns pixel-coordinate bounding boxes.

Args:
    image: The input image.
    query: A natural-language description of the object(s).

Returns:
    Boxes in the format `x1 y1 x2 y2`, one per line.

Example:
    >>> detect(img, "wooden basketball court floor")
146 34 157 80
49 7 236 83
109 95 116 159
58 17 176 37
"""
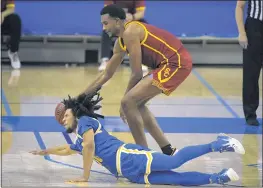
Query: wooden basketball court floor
1 64 262 187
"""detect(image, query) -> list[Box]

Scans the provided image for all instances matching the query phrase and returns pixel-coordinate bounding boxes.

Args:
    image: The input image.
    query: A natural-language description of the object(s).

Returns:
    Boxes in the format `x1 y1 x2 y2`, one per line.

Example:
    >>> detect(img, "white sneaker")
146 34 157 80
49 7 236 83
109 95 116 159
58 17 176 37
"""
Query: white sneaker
98 58 109 72
142 64 148 72
212 168 239 184
8 50 21 69
213 133 245 155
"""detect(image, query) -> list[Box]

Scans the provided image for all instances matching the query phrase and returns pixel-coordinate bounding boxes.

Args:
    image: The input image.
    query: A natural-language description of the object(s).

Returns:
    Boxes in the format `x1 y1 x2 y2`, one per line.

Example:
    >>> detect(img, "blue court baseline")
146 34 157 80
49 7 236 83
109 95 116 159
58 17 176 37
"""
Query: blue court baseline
2 116 262 134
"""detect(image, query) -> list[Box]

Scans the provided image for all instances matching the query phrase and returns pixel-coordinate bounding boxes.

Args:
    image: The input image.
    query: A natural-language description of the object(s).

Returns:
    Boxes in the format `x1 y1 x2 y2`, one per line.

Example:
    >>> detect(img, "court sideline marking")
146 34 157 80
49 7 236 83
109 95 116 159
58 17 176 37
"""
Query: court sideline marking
192 69 240 118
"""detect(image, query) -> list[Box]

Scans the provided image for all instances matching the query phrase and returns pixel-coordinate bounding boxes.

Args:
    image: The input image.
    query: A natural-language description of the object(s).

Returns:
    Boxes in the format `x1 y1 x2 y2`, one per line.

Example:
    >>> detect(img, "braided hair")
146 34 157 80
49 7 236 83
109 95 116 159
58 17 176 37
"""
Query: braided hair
63 88 104 120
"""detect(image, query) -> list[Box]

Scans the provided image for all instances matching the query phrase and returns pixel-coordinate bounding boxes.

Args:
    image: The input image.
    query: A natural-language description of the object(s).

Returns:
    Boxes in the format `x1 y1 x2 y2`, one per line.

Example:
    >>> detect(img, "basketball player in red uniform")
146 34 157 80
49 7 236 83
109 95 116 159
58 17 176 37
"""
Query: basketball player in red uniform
99 0 148 72
77 4 192 156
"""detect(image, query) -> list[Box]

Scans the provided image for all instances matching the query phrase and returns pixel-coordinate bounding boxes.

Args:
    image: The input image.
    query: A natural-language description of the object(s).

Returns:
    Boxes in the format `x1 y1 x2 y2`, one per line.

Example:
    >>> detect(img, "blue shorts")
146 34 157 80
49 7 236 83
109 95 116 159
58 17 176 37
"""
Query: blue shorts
116 144 156 183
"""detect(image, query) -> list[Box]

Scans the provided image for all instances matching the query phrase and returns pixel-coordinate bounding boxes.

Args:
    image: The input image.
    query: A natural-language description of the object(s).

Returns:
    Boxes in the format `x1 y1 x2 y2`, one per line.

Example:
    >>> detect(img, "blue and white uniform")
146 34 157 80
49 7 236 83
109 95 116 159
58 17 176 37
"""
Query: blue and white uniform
69 116 244 185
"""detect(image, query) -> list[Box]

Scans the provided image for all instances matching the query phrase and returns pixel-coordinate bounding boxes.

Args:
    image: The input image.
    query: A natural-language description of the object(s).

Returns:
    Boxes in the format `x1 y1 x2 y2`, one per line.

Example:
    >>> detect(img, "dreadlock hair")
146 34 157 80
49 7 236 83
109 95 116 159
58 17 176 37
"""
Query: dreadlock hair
63 88 104 120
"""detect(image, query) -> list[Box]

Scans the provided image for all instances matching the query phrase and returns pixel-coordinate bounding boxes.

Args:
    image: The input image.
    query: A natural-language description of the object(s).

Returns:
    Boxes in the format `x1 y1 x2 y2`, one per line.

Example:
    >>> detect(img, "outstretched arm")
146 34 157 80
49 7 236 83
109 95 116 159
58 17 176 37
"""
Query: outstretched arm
29 144 77 156
78 40 126 97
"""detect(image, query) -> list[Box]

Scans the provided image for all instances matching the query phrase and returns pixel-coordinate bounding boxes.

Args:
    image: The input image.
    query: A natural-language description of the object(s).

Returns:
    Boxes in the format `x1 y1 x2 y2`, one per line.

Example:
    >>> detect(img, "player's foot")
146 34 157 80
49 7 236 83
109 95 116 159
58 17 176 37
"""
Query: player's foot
211 133 245 154
246 118 259 126
142 64 148 72
98 58 108 72
8 50 21 69
210 168 239 185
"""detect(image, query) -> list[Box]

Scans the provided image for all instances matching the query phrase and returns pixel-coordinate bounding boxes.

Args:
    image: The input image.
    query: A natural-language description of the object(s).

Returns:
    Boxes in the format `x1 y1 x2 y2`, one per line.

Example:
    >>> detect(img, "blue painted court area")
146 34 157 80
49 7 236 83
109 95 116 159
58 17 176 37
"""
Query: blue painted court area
2 116 262 134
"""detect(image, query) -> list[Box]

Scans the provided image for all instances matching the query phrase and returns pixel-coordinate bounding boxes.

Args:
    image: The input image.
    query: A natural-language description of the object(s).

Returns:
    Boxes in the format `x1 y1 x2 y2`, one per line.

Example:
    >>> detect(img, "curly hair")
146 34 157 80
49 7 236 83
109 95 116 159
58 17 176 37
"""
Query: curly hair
63 88 104 119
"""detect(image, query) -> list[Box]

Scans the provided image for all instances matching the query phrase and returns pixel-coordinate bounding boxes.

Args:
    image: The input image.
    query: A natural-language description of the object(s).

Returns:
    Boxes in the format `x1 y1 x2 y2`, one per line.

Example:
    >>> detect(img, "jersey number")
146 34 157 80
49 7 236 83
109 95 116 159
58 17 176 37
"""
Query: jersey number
164 68 171 78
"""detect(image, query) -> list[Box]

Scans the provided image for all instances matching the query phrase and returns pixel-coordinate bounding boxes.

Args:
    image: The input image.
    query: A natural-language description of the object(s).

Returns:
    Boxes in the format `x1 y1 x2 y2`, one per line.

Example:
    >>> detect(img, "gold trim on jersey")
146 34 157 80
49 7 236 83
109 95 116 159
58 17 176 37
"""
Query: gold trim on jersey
152 79 172 95
94 119 103 135
124 21 148 45
116 144 156 184
6 3 15 8
121 21 182 85
76 134 83 139
147 32 181 83
75 118 103 165
118 37 126 51
93 156 103 165
75 118 102 137
116 144 124 176
136 6 146 11
118 21 149 52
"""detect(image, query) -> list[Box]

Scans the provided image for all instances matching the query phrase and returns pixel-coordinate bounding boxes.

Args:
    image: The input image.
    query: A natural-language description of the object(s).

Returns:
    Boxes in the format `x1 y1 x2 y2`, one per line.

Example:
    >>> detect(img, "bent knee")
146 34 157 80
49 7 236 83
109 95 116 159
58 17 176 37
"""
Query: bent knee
121 96 136 112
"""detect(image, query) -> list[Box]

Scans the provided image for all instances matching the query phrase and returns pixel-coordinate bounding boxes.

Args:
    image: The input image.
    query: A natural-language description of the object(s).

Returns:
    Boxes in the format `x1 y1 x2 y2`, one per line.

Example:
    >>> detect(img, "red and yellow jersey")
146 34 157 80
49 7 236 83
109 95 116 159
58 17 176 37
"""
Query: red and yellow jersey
104 0 145 14
118 21 192 69
1 0 15 12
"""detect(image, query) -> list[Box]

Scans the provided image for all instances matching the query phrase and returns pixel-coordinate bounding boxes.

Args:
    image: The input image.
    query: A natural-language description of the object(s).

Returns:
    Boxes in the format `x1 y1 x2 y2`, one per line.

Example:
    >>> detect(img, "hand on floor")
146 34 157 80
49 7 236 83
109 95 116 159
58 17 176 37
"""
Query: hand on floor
66 177 89 183
119 107 127 124
29 150 47 156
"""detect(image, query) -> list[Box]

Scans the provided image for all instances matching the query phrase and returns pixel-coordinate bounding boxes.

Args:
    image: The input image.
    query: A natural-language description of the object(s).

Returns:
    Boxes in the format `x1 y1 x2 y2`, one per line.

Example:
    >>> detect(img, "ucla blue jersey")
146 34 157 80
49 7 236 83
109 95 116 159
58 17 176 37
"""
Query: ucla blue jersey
70 116 124 176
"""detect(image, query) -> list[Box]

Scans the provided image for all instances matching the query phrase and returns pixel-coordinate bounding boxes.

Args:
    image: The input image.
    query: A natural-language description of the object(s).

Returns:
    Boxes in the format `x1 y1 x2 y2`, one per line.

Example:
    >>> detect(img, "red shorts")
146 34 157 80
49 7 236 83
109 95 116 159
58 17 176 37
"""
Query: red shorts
148 50 192 96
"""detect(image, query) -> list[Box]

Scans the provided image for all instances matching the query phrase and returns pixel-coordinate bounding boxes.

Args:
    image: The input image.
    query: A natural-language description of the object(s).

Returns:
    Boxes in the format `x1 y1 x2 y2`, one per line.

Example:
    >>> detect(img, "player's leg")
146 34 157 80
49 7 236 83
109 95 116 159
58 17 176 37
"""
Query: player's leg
136 64 192 153
137 94 174 155
2 13 22 69
133 169 239 186
121 64 191 151
121 76 164 148
150 133 245 171
242 18 262 125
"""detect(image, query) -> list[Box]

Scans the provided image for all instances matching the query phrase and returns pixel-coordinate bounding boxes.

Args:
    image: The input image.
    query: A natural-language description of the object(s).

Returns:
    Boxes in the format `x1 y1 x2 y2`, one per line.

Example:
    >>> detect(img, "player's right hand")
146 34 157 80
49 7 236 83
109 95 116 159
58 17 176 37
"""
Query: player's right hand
119 107 127 124
29 150 48 156
238 33 248 49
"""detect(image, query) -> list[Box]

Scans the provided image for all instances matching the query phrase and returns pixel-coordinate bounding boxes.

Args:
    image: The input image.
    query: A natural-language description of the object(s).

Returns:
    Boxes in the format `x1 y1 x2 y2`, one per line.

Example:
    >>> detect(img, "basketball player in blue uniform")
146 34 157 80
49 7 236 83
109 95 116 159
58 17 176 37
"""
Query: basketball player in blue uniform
30 90 245 186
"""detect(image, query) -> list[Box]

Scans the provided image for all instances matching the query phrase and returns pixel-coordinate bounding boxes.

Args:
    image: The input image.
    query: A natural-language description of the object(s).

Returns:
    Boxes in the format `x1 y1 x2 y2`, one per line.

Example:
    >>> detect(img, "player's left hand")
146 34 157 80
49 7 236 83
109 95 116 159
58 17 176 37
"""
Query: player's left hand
29 150 47 156
66 177 88 183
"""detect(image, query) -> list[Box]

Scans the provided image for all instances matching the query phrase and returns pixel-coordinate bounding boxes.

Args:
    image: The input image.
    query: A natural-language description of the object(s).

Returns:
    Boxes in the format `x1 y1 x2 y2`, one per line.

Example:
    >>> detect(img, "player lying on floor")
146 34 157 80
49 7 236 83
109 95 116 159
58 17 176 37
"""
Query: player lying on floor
29 90 245 186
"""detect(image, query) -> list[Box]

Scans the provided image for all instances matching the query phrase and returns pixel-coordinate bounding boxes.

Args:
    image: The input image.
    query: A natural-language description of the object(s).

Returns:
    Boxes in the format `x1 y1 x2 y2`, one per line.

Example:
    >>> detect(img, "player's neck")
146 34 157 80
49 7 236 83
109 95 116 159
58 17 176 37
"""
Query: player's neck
118 21 127 38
